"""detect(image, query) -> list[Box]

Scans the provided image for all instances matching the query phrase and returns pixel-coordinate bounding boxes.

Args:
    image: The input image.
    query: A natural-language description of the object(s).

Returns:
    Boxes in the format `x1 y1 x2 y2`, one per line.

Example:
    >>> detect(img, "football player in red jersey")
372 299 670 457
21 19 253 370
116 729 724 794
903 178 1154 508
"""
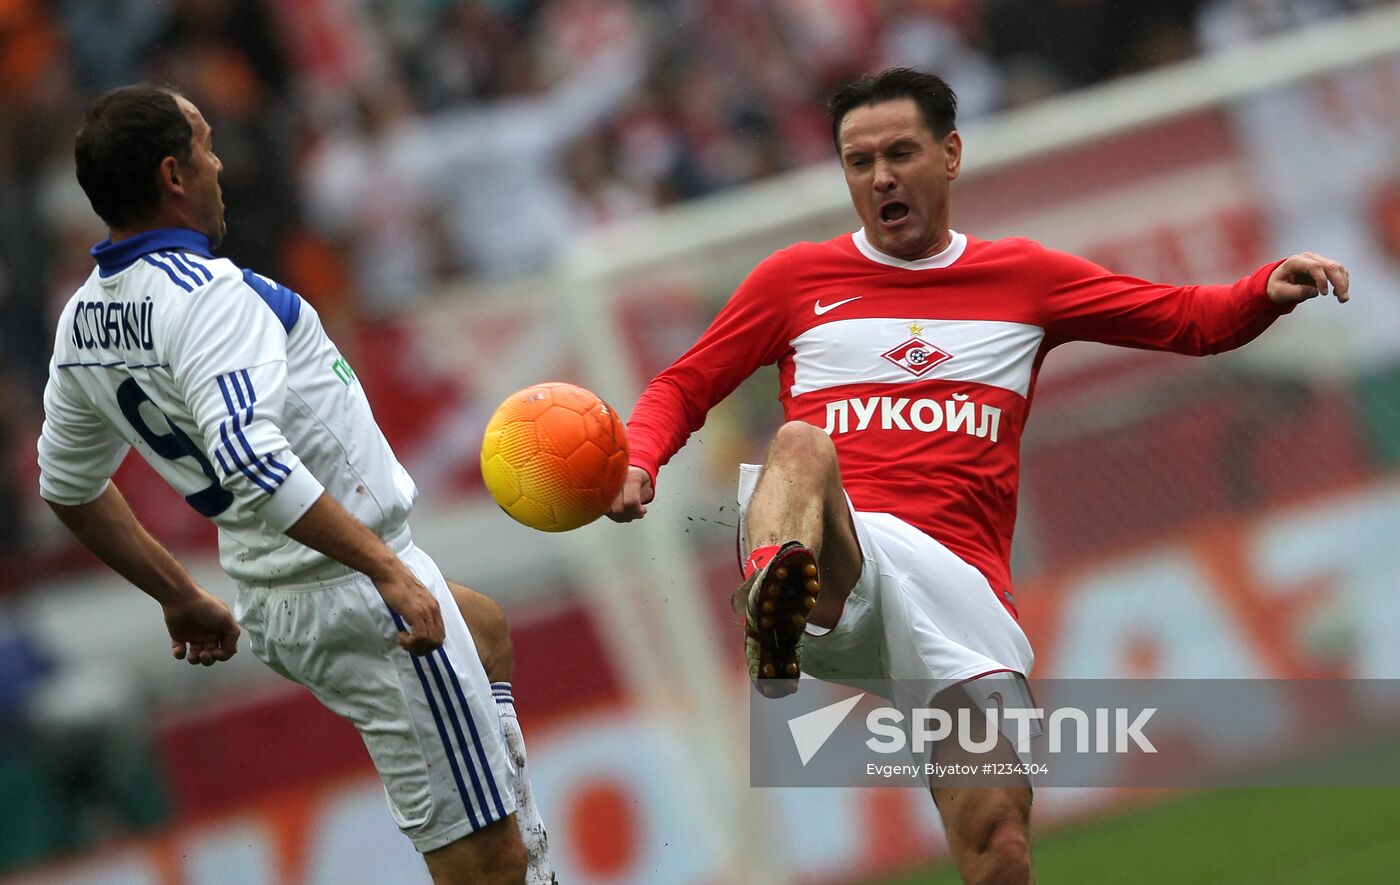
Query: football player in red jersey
609 68 1348 883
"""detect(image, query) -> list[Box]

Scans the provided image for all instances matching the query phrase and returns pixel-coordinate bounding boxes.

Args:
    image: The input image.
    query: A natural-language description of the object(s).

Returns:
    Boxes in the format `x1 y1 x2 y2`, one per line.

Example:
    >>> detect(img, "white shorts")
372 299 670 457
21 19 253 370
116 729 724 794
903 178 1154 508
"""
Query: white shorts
737 463 1035 697
235 528 516 852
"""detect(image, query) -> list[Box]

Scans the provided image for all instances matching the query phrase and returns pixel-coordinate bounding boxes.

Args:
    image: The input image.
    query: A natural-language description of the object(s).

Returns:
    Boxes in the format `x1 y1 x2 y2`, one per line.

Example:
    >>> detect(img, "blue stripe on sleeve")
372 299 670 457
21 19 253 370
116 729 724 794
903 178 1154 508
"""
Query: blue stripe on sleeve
142 255 192 292
214 374 242 483
240 269 302 333
218 423 275 494
238 370 257 421
226 373 282 487
229 414 285 487
227 370 250 416
216 375 237 415
214 371 287 491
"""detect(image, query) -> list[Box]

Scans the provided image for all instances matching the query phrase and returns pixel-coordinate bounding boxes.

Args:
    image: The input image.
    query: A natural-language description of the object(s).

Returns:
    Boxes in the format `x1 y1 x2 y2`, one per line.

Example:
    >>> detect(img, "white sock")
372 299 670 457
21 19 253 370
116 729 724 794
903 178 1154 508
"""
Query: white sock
494 682 555 884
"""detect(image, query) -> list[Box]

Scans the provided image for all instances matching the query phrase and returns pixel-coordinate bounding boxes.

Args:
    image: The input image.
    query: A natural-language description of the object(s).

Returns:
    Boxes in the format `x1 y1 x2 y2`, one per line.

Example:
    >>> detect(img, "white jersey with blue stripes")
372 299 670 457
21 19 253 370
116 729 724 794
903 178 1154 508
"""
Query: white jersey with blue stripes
38 227 418 583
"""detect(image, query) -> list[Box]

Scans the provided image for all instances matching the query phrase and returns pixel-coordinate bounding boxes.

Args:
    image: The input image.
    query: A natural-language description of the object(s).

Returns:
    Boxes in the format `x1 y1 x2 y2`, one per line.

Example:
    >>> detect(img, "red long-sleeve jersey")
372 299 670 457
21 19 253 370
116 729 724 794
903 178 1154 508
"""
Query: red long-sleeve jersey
627 230 1289 612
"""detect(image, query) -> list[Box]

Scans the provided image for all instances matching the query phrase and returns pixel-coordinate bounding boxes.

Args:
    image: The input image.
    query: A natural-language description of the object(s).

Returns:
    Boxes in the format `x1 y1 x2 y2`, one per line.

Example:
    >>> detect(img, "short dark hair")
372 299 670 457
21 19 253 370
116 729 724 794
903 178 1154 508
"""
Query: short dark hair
75 85 192 228
828 68 958 153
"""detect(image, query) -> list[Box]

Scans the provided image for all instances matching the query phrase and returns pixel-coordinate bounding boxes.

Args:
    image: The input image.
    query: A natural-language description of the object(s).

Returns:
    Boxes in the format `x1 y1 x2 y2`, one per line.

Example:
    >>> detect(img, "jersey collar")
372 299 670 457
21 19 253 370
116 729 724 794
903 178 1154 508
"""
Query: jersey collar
852 228 966 270
92 228 215 277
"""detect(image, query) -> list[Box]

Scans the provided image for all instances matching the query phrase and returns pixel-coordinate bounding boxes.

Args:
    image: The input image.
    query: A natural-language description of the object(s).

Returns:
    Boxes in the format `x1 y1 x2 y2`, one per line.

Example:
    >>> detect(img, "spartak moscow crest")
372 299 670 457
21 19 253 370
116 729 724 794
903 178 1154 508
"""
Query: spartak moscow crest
881 322 951 377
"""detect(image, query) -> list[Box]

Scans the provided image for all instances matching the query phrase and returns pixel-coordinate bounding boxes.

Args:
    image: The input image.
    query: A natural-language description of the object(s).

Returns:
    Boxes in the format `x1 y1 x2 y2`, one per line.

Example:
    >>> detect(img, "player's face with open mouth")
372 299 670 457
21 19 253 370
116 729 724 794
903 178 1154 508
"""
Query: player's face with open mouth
838 98 961 261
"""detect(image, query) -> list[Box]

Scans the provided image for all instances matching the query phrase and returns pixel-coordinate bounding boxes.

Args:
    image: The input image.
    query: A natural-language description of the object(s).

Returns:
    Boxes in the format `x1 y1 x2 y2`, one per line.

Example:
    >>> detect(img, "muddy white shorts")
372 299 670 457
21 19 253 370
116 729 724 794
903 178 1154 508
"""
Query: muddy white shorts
737 463 1035 707
235 527 516 852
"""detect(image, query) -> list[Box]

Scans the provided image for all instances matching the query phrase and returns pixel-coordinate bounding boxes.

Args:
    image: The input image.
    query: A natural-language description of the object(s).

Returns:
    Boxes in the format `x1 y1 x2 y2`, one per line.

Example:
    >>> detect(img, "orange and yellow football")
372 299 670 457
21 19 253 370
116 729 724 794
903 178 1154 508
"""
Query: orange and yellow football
480 382 629 532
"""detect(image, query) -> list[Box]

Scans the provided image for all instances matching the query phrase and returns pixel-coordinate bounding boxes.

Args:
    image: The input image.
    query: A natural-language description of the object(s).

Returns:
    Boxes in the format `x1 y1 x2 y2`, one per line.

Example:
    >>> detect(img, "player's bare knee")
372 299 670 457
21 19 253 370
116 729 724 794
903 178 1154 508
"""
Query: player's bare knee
767 420 838 477
448 582 515 683
770 419 834 456
474 596 514 684
426 818 527 885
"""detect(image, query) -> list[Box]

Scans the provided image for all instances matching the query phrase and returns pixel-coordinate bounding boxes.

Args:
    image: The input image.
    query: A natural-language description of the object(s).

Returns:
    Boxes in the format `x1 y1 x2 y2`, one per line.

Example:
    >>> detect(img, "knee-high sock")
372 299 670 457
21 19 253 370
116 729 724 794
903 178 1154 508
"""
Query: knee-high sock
493 683 554 884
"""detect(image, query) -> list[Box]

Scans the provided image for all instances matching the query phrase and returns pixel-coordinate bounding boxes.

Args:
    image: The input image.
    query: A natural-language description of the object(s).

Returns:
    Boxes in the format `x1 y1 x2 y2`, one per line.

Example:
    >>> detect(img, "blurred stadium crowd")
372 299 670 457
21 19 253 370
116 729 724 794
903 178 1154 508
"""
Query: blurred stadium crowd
0 0 1214 565
1 0 1394 877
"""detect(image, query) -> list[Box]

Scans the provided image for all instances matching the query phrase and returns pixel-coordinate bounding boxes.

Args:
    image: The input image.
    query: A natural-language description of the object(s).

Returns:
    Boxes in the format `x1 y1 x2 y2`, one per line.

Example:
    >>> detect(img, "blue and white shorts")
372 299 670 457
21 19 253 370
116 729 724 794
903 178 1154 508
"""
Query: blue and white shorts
236 528 516 852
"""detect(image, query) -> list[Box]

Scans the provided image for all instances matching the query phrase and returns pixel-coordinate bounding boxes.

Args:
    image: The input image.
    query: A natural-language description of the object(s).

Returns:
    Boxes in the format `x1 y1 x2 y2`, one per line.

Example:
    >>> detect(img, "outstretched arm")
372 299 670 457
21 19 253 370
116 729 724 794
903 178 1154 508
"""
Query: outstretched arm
46 484 239 666
617 251 795 520
1040 245 1350 355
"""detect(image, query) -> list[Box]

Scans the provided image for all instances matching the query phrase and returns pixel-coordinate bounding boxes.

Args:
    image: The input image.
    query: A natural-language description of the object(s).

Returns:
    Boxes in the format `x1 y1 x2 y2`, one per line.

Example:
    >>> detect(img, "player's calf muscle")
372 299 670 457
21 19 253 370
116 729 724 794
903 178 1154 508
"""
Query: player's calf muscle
424 814 526 884
935 787 1032 885
964 818 1031 885
982 818 1032 882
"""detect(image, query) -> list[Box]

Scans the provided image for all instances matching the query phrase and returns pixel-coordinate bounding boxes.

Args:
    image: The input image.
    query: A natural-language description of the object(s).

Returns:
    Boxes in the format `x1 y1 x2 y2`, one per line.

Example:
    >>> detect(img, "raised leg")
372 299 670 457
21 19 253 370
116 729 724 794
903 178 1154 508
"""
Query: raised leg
744 421 862 627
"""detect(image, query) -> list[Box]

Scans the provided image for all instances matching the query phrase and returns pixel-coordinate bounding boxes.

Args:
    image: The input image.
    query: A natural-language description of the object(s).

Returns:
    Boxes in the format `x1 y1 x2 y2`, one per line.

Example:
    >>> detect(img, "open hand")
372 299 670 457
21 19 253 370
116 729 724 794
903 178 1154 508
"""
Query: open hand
1267 252 1349 305
608 466 655 522
164 589 240 666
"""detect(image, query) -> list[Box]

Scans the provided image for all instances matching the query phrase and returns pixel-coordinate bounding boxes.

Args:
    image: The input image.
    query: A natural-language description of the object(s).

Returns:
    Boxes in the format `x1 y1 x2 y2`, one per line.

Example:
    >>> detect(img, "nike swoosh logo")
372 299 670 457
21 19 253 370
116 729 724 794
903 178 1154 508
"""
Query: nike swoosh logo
814 296 862 316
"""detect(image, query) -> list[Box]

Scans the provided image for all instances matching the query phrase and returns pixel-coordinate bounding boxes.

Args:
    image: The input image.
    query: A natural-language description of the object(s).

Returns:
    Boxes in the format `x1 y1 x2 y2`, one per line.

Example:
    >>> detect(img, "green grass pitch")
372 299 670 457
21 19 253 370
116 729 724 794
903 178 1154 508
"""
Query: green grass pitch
873 788 1400 884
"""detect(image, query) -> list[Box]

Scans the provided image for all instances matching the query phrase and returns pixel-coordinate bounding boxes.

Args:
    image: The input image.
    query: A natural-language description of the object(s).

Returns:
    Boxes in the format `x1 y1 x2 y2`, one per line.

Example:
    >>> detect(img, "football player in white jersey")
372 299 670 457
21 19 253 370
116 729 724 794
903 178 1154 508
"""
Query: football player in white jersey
38 84 551 884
